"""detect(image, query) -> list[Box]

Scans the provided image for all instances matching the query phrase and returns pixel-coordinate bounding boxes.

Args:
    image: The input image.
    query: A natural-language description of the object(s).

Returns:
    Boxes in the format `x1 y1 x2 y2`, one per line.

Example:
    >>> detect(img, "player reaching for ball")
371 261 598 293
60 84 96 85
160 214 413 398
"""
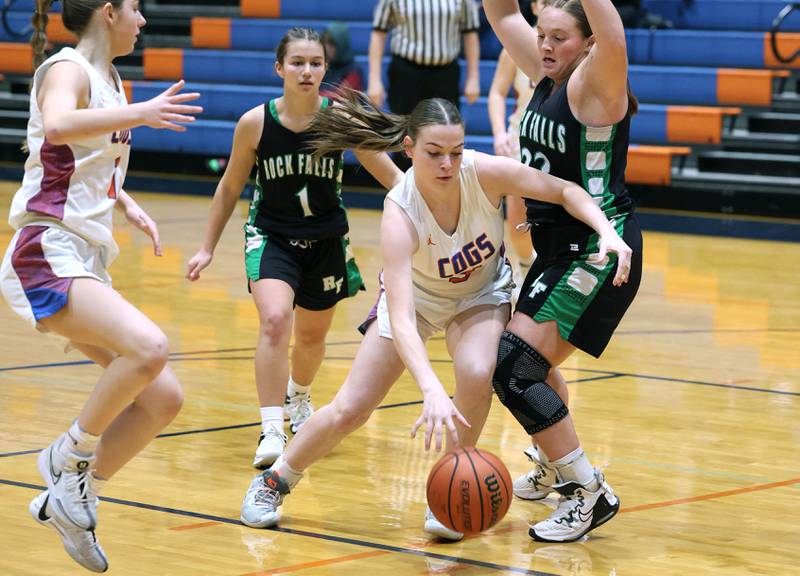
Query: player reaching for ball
239 91 632 541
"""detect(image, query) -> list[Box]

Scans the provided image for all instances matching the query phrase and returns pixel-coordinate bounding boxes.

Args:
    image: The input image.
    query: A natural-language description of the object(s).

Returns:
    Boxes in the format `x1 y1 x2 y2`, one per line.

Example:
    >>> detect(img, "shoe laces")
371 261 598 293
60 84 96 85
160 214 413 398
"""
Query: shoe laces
64 467 97 507
550 490 586 527
263 425 287 444
252 478 282 508
287 393 312 420
526 463 553 487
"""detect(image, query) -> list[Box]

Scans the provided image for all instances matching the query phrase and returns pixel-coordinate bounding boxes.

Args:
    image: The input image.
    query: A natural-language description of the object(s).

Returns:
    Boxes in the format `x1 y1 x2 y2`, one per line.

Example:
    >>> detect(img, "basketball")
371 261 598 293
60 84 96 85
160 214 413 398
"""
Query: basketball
426 447 512 535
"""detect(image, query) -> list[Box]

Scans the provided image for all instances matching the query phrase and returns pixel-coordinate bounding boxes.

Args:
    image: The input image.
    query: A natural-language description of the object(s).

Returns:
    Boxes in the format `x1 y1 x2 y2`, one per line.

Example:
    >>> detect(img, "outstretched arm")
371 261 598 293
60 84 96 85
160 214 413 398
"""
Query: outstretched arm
186 107 260 280
367 30 388 108
354 150 403 189
483 0 542 83
475 152 632 285
571 0 629 123
487 49 517 157
39 62 201 145
381 200 469 450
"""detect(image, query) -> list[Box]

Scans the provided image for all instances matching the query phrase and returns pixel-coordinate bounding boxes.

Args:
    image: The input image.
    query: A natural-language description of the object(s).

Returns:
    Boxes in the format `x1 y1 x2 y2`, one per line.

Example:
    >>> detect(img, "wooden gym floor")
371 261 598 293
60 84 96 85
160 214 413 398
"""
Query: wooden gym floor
0 182 798 575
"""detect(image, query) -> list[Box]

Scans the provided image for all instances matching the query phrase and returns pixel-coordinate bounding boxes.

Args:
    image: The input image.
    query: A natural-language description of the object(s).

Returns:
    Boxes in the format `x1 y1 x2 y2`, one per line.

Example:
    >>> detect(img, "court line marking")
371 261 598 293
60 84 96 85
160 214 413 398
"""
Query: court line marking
5 474 800 574
239 524 522 576
0 376 620 460
0 478 554 576
2 347 796 398
619 476 800 514
241 551 390 576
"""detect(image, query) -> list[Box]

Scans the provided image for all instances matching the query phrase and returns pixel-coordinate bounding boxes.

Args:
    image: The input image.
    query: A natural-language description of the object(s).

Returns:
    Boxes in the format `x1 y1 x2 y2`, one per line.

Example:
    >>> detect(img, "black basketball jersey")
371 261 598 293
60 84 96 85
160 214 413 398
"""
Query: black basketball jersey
519 77 633 225
247 98 347 240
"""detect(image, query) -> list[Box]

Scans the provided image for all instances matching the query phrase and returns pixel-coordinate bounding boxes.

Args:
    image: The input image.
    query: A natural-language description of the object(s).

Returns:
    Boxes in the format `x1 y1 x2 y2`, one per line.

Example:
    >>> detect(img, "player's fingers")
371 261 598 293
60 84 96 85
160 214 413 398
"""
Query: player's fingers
160 122 188 132
434 419 444 452
163 113 197 124
424 418 434 450
169 92 202 104
445 417 460 448
454 409 471 429
164 79 185 95
410 414 424 438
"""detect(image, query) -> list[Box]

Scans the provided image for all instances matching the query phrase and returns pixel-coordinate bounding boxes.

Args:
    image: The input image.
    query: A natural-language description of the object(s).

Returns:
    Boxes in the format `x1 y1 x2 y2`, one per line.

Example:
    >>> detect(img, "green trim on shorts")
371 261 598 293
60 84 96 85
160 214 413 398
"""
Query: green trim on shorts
244 224 268 281
533 218 626 342
340 234 364 297
580 123 620 220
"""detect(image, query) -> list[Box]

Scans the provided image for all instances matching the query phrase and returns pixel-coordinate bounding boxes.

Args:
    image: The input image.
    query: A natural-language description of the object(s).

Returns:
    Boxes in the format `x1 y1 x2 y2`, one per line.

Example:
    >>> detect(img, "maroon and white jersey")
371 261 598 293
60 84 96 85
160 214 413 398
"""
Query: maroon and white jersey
8 47 131 262
386 149 508 299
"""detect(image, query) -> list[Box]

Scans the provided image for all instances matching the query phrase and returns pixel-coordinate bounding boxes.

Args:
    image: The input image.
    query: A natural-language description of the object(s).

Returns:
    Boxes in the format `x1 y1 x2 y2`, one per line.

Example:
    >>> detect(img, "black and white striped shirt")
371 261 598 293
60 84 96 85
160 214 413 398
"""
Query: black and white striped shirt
373 0 481 66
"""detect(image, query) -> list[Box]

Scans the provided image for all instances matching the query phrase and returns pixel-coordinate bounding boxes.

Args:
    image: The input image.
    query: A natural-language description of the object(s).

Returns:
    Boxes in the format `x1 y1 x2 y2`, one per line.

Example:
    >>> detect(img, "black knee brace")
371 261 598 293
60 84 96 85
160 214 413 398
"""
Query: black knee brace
492 331 569 434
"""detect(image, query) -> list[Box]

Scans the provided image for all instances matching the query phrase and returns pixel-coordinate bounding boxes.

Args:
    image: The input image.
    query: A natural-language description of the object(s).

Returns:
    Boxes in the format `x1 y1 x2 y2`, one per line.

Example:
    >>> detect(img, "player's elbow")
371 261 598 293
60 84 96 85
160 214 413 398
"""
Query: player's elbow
43 124 69 146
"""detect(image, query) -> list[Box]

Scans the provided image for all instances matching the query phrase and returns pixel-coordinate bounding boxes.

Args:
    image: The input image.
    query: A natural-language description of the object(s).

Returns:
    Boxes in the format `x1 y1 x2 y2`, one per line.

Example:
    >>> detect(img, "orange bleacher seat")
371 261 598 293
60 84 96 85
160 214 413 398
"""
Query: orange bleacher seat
627 146 691 186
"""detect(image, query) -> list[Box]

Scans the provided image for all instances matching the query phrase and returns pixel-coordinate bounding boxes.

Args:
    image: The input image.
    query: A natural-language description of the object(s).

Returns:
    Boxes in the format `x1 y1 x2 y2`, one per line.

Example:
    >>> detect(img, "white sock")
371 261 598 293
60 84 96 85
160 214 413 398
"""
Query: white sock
260 406 284 434
271 455 303 490
551 447 596 489
533 443 552 467
62 421 99 456
287 378 310 397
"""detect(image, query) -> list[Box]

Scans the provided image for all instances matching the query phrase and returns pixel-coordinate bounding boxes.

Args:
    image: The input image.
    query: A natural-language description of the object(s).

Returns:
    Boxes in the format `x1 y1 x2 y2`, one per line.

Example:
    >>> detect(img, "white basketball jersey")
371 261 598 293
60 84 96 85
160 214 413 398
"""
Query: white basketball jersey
386 149 506 298
8 47 131 262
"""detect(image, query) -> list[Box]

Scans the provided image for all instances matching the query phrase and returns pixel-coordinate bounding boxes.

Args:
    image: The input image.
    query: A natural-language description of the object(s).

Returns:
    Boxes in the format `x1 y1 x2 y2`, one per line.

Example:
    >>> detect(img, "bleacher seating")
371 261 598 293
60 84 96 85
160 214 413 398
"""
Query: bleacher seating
0 0 798 216
642 0 800 31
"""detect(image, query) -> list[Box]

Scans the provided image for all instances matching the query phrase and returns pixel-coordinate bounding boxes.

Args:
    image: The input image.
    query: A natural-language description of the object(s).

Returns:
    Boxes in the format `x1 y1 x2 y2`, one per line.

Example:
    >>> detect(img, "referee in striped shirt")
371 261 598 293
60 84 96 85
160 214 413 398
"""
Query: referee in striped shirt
368 0 481 116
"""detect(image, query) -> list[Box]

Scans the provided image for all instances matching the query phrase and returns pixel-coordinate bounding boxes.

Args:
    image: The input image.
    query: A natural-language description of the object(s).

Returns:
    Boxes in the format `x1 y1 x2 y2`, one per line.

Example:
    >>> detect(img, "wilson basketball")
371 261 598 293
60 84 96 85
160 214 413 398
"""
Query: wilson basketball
426 447 512 534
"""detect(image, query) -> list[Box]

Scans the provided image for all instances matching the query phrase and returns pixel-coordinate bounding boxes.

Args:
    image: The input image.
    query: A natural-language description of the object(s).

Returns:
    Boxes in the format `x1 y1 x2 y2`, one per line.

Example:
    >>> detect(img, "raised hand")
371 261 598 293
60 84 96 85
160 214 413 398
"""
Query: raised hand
138 80 203 131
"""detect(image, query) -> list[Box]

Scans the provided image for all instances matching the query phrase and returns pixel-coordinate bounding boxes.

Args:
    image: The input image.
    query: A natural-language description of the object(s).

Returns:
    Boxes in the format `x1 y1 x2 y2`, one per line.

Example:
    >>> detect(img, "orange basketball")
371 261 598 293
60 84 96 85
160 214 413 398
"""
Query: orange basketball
426 447 512 534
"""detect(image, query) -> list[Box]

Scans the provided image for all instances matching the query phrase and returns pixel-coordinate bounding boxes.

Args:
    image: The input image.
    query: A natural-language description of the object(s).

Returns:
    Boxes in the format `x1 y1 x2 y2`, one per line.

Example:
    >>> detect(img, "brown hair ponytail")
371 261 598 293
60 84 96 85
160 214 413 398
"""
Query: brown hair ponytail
31 0 54 69
308 87 463 157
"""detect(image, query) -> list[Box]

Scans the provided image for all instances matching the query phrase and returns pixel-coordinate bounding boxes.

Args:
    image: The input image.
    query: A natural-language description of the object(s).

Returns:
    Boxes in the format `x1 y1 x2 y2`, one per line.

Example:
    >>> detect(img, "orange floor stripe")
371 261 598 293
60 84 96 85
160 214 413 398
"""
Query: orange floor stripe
620 476 800 514
241 550 389 575
170 520 221 531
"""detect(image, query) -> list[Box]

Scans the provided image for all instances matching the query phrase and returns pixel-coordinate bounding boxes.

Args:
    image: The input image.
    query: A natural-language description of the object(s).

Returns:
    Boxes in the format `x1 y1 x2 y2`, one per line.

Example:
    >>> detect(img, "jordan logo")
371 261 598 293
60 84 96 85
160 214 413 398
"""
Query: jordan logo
427 235 436 246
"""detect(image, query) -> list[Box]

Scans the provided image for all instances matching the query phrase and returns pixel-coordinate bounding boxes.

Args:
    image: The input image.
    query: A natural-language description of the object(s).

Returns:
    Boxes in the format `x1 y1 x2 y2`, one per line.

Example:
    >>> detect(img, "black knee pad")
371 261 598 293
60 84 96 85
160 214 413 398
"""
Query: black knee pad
492 331 569 434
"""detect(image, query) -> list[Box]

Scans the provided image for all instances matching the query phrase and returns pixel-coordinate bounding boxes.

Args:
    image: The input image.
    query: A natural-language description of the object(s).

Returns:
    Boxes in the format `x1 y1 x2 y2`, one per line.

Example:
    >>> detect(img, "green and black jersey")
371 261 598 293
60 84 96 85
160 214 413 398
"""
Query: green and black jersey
519 77 633 225
247 98 347 240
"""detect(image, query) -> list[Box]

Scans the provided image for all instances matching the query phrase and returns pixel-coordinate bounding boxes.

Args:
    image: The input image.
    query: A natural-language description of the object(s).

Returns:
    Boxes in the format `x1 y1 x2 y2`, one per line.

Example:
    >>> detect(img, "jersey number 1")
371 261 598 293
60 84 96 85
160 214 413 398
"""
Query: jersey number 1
296 185 313 217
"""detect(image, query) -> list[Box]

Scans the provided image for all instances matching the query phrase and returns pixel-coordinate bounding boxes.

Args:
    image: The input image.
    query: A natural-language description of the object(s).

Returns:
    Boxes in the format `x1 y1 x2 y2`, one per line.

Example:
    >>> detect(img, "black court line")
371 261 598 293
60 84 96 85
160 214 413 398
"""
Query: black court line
0 478 555 576
0 449 40 458
0 359 94 372
0 374 627 460
564 367 800 398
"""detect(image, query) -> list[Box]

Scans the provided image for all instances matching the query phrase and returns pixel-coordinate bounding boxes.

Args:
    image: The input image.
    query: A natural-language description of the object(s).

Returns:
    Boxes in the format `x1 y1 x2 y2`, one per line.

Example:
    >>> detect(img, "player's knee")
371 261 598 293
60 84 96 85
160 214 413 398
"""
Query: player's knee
455 362 494 405
293 326 327 350
330 398 371 434
258 308 293 344
457 357 496 391
491 331 568 434
130 329 170 381
154 375 184 425
492 331 548 404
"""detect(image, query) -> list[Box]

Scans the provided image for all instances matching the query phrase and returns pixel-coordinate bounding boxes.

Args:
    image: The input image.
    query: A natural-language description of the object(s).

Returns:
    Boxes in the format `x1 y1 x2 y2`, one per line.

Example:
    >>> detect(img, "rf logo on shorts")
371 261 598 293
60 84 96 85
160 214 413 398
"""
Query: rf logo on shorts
529 273 548 298
323 276 344 293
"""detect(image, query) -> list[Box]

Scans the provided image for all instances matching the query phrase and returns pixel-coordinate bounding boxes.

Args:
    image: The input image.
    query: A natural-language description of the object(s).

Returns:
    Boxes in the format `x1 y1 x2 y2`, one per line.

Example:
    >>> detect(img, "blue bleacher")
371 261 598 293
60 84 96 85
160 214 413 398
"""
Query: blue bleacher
0 13 31 42
130 78 696 154
642 0 800 31
163 49 773 108
627 29 766 68
278 0 373 21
